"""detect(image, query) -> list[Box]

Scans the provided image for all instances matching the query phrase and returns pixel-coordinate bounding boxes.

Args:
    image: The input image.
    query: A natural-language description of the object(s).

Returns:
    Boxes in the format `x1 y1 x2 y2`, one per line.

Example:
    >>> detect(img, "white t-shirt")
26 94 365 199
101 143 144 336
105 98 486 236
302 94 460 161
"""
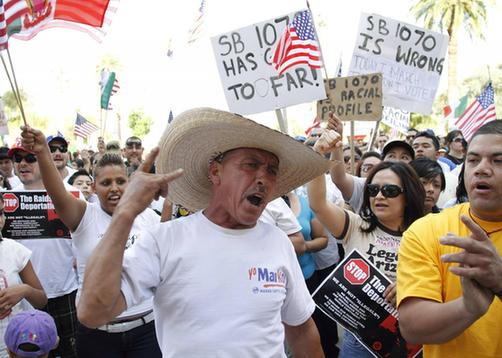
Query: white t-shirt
259 197 302 235
0 239 31 356
12 184 79 298
6 175 21 189
72 201 159 318
121 211 314 357
348 175 366 214
341 211 401 281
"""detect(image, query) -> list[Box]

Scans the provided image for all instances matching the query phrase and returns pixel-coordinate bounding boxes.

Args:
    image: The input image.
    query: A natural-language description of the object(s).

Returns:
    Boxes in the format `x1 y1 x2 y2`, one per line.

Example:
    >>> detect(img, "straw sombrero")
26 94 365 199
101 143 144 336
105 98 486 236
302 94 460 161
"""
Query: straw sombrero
156 107 331 212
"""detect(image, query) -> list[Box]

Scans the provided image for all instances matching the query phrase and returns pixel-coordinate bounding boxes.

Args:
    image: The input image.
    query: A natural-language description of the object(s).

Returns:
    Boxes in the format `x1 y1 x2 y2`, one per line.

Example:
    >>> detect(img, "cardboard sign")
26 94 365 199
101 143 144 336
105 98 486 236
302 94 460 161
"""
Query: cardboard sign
317 73 383 122
348 13 448 114
381 107 410 134
211 10 326 115
2 191 79 239
312 250 422 358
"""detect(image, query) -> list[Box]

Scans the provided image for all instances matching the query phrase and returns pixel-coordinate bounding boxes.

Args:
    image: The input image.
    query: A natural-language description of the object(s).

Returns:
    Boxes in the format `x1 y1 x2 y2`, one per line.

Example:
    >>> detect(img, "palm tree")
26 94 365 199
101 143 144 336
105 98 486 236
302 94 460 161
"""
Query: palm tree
410 0 489 102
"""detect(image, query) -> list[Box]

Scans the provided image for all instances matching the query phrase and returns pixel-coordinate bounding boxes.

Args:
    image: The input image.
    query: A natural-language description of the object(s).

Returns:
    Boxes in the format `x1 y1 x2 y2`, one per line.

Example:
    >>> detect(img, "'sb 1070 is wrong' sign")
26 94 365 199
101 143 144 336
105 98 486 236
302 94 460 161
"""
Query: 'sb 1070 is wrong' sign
312 250 422 358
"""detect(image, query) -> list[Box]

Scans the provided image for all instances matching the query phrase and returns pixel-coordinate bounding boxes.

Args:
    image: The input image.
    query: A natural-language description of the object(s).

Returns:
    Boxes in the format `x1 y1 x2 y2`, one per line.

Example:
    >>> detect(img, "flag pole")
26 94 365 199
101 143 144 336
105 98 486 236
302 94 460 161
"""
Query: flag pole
5 48 27 126
487 65 492 83
0 53 27 125
306 1 329 81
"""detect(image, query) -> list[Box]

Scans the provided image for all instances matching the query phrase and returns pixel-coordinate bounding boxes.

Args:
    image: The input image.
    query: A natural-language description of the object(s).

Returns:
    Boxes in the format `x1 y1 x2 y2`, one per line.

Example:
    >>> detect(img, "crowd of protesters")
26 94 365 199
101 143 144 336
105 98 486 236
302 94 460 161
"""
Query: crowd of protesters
0 108 500 358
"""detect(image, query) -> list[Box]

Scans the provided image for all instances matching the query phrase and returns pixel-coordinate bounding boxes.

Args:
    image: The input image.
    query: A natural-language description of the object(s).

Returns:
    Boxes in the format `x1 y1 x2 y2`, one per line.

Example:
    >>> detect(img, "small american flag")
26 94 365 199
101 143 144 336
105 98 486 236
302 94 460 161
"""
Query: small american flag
111 78 120 94
187 0 205 44
74 113 99 139
272 10 322 75
305 116 320 136
454 83 496 141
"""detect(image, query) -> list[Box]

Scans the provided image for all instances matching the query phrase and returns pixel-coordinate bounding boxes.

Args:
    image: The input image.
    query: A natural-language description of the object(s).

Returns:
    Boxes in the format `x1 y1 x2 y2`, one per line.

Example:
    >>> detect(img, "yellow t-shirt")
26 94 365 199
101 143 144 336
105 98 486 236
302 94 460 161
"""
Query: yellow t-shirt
397 203 502 358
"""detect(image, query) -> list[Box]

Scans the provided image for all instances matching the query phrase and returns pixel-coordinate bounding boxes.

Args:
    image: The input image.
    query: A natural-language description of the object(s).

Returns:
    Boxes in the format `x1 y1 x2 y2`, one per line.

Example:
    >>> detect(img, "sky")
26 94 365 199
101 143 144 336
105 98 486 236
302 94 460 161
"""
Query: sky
1 0 501 148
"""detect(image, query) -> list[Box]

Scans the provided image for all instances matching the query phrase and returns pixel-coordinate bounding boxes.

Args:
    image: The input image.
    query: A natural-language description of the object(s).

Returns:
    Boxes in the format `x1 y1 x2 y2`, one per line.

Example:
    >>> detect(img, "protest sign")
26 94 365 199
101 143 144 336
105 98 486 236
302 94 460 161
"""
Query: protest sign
2 191 79 239
317 73 382 122
211 9 326 115
381 107 410 134
348 13 448 114
312 249 422 358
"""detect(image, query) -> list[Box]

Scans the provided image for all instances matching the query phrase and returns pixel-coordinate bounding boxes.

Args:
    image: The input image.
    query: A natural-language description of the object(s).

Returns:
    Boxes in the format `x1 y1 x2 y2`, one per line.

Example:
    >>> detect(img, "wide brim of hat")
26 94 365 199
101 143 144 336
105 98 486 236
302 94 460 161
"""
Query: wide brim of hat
156 107 331 212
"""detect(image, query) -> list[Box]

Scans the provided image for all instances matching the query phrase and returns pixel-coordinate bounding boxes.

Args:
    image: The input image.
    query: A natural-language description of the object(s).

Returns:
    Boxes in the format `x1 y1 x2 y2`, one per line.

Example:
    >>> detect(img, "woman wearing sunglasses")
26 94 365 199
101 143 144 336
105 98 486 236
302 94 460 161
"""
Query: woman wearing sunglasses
307 129 425 358
444 130 466 166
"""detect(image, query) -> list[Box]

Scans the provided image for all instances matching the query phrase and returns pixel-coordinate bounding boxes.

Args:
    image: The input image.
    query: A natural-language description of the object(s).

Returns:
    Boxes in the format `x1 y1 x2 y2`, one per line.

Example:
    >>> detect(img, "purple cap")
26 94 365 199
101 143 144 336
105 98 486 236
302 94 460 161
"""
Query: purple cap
4 310 58 357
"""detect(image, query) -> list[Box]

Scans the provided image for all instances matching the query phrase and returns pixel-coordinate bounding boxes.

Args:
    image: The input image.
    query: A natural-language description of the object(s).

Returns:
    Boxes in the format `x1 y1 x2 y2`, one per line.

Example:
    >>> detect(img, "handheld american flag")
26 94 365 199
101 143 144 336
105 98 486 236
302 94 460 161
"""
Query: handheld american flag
0 1 7 50
272 10 322 75
187 0 205 44
454 83 496 141
74 113 99 139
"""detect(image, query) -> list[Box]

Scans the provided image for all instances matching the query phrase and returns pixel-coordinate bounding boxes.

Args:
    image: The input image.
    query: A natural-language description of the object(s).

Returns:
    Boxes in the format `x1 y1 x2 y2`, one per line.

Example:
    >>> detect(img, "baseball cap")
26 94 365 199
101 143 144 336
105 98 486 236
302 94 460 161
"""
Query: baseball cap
382 139 415 160
46 134 68 146
7 138 35 157
4 310 58 357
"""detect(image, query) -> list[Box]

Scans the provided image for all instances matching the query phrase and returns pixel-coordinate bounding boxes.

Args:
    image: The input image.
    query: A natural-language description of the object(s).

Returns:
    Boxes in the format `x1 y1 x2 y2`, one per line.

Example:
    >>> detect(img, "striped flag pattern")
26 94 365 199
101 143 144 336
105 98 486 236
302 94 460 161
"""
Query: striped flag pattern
2 0 119 43
305 116 320 136
187 0 205 44
0 1 8 50
454 83 496 141
272 10 322 75
74 113 99 139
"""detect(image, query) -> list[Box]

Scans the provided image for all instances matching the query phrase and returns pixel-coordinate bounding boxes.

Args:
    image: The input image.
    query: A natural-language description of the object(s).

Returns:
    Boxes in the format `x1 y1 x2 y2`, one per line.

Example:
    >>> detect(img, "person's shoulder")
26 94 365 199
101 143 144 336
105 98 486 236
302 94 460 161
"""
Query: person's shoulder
408 203 467 233
0 238 29 252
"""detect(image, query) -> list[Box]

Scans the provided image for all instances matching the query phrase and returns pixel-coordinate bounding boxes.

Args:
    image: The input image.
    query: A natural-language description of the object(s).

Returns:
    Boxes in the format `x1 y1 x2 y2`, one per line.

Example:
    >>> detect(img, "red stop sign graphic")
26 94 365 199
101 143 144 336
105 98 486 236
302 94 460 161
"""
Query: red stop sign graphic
3 193 19 213
343 259 369 285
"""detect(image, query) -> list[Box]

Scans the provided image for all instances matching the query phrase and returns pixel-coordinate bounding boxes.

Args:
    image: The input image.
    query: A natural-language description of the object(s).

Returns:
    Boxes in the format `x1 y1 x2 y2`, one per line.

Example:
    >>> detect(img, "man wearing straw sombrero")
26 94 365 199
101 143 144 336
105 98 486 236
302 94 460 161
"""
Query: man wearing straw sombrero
76 108 329 357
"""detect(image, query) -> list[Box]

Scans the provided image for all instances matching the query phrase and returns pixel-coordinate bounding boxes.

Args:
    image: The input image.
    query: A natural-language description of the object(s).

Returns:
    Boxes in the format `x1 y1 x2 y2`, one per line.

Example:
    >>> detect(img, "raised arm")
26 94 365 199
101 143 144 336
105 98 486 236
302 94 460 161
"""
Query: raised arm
307 129 347 238
326 113 356 200
77 148 183 327
21 126 85 231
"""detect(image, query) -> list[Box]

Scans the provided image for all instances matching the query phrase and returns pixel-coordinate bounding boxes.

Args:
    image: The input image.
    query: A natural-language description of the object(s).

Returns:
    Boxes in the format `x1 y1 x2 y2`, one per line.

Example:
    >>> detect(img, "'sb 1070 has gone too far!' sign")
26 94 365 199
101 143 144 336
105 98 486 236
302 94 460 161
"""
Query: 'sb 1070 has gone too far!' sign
211 9 326 115
2 191 79 239
317 73 382 122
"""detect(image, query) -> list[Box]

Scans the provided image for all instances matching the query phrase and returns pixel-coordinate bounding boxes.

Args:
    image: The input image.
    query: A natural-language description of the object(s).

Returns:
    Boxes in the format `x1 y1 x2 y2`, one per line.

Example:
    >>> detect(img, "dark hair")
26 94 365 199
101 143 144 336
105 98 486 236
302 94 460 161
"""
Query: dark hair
343 145 363 158
470 119 502 143
72 158 85 170
93 153 126 178
68 169 93 186
445 130 463 145
360 161 425 233
0 146 10 160
456 164 468 204
408 128 418 134
414 130 440 150
409 158 446 191
356 151 381 177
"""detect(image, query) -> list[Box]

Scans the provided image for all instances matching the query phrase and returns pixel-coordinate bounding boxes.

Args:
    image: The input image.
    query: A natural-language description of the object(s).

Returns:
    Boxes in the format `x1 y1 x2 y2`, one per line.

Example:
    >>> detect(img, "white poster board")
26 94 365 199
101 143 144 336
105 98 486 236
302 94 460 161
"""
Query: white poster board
348 13 448 114
381 107 410 134
211 10 326 115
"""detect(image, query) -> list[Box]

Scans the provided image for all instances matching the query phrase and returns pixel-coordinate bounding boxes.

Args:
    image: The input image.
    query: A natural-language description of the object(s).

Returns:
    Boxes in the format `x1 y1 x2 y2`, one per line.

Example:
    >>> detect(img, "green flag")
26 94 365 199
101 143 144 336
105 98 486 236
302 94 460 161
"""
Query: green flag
100 70 116 110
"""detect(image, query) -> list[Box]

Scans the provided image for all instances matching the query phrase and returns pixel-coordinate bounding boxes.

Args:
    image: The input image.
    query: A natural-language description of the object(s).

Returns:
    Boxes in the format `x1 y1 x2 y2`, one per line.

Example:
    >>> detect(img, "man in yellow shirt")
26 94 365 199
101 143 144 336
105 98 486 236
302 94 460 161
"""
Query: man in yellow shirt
397 119 502 358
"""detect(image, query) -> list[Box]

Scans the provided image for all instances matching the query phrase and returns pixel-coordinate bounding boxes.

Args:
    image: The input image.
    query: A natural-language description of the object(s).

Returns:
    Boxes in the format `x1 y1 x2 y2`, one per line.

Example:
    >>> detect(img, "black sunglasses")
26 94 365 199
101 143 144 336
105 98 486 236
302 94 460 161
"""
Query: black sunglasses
13 153 37 163
49 145 68 153
367 183 403 198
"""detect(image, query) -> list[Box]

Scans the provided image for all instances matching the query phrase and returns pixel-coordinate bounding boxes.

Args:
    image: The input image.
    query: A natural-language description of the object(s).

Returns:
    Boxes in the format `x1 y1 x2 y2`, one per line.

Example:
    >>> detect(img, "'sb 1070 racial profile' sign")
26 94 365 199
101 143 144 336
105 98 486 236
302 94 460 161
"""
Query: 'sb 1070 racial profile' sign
312 250 422 358
317 73 382 122
2 191 79 239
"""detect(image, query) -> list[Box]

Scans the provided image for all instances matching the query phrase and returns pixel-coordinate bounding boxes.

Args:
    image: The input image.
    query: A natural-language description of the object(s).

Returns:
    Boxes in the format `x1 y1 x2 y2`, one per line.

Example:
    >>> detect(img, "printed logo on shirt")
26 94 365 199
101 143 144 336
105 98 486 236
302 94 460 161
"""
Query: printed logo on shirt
248 266 287 294
98 233 138 250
